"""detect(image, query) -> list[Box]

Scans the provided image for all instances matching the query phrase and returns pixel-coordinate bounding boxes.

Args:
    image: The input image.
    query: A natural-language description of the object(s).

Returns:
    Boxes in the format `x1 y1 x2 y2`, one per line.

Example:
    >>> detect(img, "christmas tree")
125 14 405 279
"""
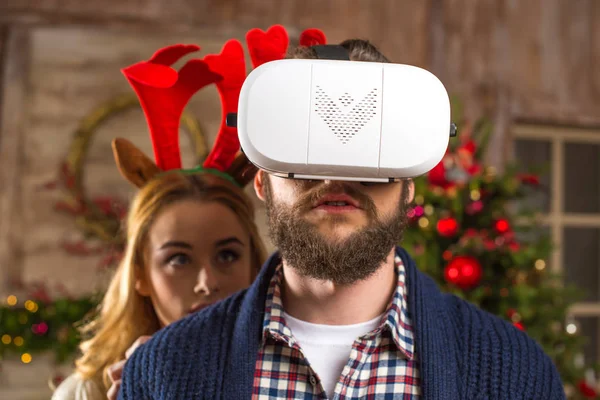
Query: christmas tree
402 100 599 399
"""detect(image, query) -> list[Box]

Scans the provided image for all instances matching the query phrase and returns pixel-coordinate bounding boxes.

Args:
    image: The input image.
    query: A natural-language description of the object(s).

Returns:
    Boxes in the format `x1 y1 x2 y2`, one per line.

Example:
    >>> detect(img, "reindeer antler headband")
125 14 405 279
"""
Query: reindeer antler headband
112 25 327 189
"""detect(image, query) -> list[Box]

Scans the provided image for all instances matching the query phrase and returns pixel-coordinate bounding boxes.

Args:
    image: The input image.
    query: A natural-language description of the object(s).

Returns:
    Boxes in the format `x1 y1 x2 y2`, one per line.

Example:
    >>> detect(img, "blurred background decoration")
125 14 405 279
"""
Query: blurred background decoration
403 97 598 399
0 0 599 398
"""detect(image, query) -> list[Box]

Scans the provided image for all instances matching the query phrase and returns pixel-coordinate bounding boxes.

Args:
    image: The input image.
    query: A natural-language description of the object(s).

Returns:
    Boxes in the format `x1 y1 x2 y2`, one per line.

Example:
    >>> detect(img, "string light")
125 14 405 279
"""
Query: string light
470 189 481 201
6 295 17 306
414 195 424 205
21 353 32 364
515 272 528 284
418 217 429 228
1 334 11 345
24 300 39 313
432 187 445 197
424 205 434 216
14 336 24 347
566 323 578 335
535 259 546 271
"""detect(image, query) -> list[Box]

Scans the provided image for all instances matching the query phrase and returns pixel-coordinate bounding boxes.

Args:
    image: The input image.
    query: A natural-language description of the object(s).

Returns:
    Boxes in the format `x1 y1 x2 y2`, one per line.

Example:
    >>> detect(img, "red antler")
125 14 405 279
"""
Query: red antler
202 26 292 173
246 25 289 68
202 40 247 172
122 44 222 171
299 28 327 47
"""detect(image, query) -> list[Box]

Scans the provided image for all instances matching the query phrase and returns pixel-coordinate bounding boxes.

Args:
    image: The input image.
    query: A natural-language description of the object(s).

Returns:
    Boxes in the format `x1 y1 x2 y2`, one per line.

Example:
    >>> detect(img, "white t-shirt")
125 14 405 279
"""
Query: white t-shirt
283 312 382 399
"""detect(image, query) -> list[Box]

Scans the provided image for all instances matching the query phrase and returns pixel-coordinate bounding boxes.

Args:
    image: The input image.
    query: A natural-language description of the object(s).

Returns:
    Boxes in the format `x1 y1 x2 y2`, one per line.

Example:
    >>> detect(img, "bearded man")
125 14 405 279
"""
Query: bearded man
119 38 565 400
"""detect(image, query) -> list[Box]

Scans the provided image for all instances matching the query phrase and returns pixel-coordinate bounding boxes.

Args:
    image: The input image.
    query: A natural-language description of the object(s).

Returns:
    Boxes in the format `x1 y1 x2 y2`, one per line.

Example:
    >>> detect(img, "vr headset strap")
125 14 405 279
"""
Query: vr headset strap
311 45 350 60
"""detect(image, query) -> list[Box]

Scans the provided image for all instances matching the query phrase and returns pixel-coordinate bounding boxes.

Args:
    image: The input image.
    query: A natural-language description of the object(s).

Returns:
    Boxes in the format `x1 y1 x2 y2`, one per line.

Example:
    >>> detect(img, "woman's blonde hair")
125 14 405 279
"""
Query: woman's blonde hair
74 171 266 391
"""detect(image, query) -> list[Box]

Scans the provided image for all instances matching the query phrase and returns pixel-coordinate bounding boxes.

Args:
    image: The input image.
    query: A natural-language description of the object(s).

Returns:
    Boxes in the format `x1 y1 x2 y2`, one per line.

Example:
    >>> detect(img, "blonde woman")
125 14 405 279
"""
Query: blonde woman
52 40 267 399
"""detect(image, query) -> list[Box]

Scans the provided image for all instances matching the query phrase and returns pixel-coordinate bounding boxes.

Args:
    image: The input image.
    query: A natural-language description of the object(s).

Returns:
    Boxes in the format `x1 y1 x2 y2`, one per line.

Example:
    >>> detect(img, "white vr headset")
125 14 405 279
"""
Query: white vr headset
227 45 456 183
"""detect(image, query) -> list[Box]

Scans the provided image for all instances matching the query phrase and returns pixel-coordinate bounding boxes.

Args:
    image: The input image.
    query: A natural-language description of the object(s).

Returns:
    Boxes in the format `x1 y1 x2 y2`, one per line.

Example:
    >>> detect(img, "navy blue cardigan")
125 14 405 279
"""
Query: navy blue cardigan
119 248 565 399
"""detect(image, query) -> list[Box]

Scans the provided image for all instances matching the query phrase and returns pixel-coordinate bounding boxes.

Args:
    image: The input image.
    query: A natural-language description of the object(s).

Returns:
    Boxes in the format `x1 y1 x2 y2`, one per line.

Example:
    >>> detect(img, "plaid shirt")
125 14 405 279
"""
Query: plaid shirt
253 255 421 399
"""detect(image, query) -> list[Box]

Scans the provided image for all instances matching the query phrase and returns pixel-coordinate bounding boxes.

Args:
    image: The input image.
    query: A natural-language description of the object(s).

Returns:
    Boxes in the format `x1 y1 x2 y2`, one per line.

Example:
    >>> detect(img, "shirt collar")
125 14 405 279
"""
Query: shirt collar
261 255 415 360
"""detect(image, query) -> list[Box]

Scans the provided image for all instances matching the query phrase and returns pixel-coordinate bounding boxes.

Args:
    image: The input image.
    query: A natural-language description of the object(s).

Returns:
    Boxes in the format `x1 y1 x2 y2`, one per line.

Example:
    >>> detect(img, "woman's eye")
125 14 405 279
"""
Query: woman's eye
215 249 240 265
166 253 191 267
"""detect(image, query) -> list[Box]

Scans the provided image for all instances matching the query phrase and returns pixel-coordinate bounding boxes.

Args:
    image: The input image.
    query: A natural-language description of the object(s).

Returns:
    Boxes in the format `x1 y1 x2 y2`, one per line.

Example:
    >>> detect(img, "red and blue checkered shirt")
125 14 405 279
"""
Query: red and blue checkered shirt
252 255 421 399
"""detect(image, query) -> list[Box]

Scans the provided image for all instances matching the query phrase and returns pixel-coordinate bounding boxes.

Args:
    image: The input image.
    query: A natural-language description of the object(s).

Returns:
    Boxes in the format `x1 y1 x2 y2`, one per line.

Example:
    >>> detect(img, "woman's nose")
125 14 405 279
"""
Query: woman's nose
193 268 219 296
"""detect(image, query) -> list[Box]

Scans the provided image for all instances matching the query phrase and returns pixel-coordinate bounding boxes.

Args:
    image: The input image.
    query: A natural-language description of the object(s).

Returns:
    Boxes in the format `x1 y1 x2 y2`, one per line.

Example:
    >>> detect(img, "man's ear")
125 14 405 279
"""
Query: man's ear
406 179 415 204
226 152 258 187
112 138 162 188
254 169 266 202
134 266 151 297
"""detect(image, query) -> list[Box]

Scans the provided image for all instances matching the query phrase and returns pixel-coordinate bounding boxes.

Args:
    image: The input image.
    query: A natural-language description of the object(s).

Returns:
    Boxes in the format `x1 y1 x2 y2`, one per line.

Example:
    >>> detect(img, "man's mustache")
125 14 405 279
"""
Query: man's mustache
293 182 377 218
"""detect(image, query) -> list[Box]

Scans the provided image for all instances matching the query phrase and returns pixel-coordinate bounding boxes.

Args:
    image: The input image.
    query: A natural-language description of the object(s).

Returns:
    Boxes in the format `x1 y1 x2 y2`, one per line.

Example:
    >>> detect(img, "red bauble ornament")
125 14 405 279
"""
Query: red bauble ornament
437 217 459 237
444 255 483 290
465 200 484 215
495 219 510 234
32 321 49 336
508 242 520 252
483 239 496 251
407 206 424 222
427 159 453 189
513 322 525 331
578 380 598 398
464 229 478 238
516 173 540 186
442 250 453 261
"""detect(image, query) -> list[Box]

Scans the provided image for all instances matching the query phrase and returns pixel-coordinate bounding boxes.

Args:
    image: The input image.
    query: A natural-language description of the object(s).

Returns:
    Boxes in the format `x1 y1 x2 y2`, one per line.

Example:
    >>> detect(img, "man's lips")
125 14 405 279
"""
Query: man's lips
312 194 361 211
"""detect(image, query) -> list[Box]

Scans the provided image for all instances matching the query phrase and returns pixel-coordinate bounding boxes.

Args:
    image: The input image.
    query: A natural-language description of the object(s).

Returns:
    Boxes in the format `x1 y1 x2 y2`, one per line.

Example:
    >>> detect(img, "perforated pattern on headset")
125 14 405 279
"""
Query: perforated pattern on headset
314 86 378 144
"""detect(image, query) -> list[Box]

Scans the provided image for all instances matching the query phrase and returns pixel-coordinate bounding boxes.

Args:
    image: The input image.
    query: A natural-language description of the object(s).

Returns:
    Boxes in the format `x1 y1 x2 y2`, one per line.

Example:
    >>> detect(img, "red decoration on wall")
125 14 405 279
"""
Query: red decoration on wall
437 217 459 237
495 219 510 234
513 322 525 331
444 255 483 290
578 380 598 398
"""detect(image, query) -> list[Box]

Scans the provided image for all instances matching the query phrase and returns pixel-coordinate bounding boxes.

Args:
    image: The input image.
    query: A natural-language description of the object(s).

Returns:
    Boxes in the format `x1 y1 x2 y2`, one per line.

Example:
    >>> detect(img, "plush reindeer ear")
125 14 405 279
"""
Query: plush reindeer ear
299 28 326 47
226 152 258 188
112 138 162 188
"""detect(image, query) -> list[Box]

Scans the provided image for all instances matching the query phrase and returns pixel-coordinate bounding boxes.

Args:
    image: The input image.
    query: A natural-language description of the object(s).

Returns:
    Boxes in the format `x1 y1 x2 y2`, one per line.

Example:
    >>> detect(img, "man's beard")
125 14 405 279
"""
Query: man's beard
264 178 410 285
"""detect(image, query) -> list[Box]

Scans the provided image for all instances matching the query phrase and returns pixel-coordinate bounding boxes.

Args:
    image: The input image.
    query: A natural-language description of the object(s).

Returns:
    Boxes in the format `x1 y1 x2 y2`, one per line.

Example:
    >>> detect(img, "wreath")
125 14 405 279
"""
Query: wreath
53 93 208 263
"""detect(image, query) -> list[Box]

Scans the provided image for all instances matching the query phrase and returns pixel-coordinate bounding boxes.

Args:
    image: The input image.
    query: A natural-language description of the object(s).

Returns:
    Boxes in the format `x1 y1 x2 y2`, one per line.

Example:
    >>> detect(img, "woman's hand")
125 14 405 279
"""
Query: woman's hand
106 335 152 400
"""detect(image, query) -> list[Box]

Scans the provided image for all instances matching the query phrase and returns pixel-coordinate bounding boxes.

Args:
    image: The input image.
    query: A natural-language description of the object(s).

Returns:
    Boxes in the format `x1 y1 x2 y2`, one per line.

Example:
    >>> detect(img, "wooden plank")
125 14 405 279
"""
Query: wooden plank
0 27 29 295
570 302 600 317
0 0 430 66
433 0 510 169
0 25 7 133
506 0 600 125
427 0 445 77
0 0 288 28
593 0 600 102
